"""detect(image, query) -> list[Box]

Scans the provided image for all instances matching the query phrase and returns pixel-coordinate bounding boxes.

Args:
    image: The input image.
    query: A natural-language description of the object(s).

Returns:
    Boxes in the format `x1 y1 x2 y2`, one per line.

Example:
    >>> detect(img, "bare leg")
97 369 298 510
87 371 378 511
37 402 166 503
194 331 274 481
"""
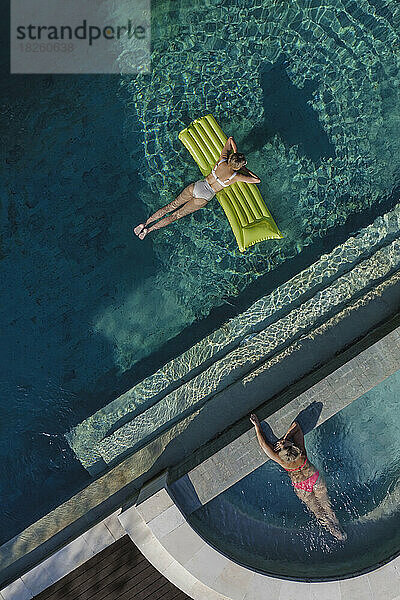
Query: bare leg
313 481 347 540
295 487 346 540
146 184 195 225
133 184 194 236
144 195 208 236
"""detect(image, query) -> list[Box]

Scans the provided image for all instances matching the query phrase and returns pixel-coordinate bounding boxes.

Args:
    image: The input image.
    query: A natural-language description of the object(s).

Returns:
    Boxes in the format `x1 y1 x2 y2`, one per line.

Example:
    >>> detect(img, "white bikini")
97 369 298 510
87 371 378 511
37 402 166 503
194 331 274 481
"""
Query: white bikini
193 159 237 201
211 159 237 187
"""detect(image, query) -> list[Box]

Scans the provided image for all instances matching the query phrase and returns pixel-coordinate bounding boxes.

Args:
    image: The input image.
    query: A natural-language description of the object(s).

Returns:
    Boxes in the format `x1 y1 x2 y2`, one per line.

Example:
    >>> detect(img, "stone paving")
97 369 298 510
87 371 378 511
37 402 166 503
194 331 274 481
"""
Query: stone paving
122 468 400 600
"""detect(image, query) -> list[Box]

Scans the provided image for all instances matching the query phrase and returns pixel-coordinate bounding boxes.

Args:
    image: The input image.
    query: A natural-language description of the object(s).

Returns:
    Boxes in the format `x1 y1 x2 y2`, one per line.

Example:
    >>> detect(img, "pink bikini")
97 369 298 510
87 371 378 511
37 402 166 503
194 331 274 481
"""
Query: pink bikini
283 457 320 492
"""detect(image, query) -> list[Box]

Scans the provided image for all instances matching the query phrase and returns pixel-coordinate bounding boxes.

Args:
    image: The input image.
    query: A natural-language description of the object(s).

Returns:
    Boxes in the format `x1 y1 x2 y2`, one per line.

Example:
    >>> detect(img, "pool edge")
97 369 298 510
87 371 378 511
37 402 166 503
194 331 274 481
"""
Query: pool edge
1 314 400 597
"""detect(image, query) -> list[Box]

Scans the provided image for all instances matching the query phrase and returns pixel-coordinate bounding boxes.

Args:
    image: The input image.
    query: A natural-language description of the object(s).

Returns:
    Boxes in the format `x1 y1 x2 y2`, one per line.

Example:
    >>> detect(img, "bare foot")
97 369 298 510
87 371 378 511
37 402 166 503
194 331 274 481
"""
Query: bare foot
133 223 145 236
330 525 347 541
336 530 347 542
138 227 149 240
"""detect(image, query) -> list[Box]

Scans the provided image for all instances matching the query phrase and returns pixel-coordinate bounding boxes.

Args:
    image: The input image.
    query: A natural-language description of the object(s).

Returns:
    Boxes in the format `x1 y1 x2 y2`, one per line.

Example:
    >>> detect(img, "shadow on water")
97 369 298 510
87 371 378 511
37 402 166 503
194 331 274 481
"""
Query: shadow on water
243 55 336 167
293 402 323 435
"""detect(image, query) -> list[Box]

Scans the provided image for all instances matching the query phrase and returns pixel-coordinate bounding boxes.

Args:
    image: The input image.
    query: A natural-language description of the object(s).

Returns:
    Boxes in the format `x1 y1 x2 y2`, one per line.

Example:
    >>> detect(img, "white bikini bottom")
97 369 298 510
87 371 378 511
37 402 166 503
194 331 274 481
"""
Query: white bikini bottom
193 179 216 201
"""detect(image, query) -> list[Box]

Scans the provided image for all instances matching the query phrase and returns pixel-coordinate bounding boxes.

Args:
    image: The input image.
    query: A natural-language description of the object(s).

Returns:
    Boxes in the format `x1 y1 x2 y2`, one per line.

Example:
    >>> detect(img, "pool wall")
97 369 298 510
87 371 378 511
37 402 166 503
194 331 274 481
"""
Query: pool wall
66 201 400 475
117 475 400 600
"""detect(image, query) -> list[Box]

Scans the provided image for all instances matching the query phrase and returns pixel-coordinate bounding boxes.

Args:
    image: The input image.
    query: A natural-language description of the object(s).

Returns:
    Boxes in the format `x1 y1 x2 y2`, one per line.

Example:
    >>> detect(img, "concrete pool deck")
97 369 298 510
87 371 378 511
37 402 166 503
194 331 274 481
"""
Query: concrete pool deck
2 321 400 599
119 480 400 600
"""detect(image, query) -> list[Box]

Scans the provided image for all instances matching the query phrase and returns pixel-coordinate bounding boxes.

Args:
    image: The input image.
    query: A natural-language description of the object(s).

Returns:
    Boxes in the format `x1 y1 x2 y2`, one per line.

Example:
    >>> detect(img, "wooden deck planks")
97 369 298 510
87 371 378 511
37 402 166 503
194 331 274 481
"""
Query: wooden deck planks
34 537 133 599
33 535 193 600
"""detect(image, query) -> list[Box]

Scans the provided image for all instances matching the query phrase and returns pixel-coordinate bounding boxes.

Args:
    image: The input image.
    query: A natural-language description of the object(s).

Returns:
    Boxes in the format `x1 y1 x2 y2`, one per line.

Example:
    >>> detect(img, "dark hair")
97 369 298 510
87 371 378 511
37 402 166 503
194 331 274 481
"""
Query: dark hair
278 444 302 463
228 152 247 170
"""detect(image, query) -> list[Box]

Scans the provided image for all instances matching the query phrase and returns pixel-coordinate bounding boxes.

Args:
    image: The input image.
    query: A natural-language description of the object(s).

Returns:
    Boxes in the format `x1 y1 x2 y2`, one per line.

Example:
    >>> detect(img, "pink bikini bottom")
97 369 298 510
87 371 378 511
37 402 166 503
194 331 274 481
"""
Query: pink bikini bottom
292 471 320 492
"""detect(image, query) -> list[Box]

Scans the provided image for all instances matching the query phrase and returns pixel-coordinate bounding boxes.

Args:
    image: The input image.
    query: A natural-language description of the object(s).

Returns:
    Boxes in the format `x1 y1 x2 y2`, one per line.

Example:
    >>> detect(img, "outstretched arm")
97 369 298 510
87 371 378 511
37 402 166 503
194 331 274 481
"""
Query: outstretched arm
250 414 283 464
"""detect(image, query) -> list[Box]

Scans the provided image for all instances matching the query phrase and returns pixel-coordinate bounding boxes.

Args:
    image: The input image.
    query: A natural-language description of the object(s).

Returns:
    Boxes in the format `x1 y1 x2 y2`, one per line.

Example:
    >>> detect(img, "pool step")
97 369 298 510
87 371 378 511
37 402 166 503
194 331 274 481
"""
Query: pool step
65 202 400 474
94 240 400 465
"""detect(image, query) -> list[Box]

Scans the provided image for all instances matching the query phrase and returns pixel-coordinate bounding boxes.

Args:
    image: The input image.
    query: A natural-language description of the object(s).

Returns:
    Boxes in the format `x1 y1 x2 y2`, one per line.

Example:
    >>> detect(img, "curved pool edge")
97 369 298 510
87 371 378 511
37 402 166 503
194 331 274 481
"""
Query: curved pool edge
118 474 400 600
1 319 400 599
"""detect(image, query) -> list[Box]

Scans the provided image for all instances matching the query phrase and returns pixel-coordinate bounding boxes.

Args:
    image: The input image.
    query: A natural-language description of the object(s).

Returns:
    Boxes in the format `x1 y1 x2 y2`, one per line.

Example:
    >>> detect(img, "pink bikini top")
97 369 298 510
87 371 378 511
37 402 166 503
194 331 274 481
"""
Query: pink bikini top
283 457 308 472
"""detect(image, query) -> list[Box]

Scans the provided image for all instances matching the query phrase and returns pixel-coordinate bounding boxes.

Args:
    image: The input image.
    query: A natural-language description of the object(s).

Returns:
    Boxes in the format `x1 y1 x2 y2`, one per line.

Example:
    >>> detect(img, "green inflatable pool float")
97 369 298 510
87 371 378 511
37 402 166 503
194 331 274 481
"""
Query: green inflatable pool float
178 114 283 252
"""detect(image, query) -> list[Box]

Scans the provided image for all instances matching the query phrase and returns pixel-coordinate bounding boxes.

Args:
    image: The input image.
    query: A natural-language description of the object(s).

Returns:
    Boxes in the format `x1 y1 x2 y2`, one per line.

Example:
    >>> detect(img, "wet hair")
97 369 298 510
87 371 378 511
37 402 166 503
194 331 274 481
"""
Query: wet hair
277 443 302 463
228 152 247 170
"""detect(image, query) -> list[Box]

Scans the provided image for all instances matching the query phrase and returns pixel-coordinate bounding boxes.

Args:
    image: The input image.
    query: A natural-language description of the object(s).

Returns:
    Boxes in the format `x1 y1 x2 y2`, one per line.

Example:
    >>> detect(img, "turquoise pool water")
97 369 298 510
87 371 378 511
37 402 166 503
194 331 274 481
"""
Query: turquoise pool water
185 370 400 580
1 0 400 548
117 0 400 372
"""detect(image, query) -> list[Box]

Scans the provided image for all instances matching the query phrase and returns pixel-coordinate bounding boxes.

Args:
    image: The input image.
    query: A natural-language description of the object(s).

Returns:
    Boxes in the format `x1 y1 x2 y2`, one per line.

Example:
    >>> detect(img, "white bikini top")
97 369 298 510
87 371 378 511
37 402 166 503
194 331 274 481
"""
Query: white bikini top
211 159 237 187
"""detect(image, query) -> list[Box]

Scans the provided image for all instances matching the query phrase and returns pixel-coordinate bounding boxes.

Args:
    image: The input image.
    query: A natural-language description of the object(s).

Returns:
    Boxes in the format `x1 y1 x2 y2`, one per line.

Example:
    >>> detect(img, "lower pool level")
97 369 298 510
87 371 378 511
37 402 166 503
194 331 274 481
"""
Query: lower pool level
186 370 400 581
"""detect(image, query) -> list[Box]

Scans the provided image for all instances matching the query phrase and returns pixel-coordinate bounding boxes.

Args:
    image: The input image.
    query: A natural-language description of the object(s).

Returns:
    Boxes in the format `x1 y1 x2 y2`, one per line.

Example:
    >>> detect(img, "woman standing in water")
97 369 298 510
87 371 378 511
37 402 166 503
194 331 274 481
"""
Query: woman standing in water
134 136 260 240
250 414 347 541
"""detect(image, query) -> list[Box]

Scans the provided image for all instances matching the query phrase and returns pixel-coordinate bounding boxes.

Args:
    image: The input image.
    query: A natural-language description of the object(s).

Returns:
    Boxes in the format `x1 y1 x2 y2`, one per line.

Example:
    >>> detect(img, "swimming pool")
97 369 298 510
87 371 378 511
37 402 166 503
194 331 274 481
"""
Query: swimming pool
1 0 400 551
184 370 400 580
